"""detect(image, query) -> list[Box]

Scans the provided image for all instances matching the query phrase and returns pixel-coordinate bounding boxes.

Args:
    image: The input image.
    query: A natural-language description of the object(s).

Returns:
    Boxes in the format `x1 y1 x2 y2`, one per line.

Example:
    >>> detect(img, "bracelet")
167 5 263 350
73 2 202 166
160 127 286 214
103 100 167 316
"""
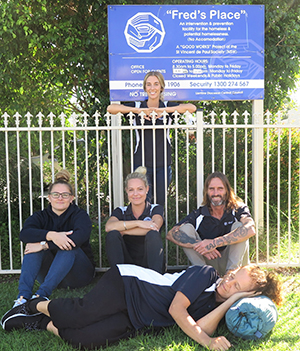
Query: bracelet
123 221 127 230
40 241 47 250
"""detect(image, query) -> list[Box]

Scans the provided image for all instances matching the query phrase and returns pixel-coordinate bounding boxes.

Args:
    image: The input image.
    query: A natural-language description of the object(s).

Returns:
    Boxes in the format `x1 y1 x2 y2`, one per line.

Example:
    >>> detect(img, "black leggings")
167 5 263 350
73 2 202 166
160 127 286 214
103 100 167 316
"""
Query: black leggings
48 266 135 349
105 230 165 274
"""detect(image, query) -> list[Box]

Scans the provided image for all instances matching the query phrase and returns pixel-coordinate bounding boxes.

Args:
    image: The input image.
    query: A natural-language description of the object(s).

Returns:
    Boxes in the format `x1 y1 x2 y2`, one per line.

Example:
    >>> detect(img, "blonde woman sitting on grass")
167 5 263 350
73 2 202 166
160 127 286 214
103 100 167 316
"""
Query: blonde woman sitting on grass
105 166 165 274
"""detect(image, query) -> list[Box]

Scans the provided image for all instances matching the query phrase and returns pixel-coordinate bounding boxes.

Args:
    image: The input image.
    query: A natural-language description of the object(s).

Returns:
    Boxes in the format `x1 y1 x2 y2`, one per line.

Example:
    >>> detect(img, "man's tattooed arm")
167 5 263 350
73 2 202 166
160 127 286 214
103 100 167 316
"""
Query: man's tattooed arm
166 225 198 247
209 217 256 250
194 217 256 255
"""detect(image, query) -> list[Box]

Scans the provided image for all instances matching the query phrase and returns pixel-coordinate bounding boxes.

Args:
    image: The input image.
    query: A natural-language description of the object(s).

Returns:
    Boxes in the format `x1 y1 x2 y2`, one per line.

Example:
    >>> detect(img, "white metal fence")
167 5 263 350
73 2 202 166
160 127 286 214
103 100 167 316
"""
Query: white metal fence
0 109 299 274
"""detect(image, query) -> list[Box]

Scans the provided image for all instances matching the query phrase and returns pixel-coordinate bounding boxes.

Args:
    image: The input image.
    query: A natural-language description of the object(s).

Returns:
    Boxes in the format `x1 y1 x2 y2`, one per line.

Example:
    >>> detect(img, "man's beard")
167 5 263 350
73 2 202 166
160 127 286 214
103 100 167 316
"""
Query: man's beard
210 195 225 207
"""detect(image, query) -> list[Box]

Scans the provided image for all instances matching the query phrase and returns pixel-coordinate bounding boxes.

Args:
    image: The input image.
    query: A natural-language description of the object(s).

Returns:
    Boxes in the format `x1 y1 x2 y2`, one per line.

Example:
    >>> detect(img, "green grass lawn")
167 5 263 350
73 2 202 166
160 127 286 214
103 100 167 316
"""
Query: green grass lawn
0 268 299 351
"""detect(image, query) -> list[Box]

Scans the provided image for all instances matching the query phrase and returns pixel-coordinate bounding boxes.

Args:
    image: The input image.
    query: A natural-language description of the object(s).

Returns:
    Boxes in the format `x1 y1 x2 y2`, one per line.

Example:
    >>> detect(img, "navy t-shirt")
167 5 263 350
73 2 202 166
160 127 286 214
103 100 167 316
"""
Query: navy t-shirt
117 264 219 330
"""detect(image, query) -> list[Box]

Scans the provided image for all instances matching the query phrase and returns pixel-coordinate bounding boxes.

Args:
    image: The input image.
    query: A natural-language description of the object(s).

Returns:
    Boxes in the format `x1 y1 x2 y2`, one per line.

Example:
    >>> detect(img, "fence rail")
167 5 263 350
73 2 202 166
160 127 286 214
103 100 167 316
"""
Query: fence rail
0 109 299 274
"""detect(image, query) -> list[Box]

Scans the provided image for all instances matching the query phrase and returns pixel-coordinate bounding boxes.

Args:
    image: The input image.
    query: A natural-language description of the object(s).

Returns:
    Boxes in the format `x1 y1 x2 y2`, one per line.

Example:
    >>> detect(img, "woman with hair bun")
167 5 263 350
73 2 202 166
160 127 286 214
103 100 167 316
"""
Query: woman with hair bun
105 166 165 273
12 169 95 308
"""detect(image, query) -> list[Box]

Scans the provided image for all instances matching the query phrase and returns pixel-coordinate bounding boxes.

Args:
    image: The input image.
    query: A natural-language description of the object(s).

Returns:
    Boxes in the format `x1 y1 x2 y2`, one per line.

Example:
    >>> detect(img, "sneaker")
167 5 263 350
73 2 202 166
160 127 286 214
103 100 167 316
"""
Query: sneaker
3 313 46 332
12 297 27 308
1 302 35 328
1 297 46 330
31 294 49 301
27 296 49 314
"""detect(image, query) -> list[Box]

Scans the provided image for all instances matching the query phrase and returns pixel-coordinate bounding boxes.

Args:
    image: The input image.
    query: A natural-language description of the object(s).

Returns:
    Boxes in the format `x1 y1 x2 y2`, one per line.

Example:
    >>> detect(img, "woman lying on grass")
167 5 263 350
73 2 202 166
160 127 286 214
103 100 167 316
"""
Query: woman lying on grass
1 264 283 351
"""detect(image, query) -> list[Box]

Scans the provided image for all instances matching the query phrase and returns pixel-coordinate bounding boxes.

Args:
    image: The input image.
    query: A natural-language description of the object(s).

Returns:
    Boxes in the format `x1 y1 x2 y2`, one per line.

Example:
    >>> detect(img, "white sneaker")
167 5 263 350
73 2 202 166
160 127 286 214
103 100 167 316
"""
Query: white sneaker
12 297 27 308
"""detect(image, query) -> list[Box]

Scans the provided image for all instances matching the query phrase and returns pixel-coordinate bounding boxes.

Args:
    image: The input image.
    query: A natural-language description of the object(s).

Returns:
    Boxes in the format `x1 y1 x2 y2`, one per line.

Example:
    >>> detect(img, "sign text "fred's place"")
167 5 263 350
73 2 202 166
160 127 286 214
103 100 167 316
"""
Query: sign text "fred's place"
168 9 245 21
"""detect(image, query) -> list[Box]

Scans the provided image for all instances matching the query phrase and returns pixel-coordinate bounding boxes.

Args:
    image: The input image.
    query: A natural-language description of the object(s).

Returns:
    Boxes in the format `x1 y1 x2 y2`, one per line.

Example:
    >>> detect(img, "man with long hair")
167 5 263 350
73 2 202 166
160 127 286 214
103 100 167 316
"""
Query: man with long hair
167 172 255 276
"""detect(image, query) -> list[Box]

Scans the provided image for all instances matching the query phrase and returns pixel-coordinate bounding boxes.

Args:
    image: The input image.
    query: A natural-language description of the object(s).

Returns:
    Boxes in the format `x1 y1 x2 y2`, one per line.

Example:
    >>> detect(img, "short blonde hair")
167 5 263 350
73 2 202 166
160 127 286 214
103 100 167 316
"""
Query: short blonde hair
124 166 148 189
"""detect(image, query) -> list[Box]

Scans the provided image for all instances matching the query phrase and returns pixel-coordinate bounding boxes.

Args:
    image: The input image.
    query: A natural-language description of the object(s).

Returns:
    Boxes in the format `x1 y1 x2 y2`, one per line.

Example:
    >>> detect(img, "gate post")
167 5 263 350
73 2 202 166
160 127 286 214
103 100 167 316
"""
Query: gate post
252 99 264 259
196 109 204 207
110 102 124 207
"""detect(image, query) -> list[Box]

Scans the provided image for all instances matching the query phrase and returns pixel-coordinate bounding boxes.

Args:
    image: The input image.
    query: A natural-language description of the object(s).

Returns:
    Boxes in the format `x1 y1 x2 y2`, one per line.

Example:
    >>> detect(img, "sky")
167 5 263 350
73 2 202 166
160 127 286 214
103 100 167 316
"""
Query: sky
290 80 300 105
286 80 300 124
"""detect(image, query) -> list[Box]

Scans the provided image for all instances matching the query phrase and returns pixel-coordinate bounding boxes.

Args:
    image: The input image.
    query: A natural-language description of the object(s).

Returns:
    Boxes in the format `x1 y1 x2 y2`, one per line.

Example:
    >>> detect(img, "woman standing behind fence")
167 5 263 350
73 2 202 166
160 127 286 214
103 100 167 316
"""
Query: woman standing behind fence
12 169 95 308
107 71 197 207
105 166 165 273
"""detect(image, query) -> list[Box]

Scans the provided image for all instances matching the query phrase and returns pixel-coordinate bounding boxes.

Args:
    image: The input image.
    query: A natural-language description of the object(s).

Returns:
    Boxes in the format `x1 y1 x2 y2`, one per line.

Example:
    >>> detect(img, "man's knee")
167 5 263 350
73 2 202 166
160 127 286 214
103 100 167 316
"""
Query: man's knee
231 221 242 231
225 239 249 272
180 223 199 239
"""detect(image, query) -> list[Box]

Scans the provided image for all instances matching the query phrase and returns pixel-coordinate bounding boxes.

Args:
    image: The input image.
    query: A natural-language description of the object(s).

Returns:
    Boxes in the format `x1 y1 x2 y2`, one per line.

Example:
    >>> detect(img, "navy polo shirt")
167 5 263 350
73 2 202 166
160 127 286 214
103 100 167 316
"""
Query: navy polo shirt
117 264 219 330
177 203 252 251
111 201 163 222
125 100 179 167
111 201 164 248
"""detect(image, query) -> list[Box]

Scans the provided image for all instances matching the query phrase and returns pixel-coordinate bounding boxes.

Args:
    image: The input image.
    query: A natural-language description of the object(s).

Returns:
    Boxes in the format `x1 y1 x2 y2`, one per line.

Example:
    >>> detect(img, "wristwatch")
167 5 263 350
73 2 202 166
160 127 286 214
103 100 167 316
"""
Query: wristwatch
40 241 47 250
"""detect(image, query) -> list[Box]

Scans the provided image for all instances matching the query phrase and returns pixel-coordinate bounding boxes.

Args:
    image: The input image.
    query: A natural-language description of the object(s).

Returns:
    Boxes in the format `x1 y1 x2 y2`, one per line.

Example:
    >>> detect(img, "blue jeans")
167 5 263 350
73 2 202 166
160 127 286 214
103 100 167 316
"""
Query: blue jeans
18 248 95 299
135 165 172 207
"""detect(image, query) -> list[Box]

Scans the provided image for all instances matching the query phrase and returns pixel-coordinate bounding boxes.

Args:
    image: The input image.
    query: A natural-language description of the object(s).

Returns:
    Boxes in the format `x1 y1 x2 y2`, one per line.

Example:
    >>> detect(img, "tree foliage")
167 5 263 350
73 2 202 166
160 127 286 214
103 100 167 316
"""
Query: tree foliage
0 0 300 115
0 0 113 116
